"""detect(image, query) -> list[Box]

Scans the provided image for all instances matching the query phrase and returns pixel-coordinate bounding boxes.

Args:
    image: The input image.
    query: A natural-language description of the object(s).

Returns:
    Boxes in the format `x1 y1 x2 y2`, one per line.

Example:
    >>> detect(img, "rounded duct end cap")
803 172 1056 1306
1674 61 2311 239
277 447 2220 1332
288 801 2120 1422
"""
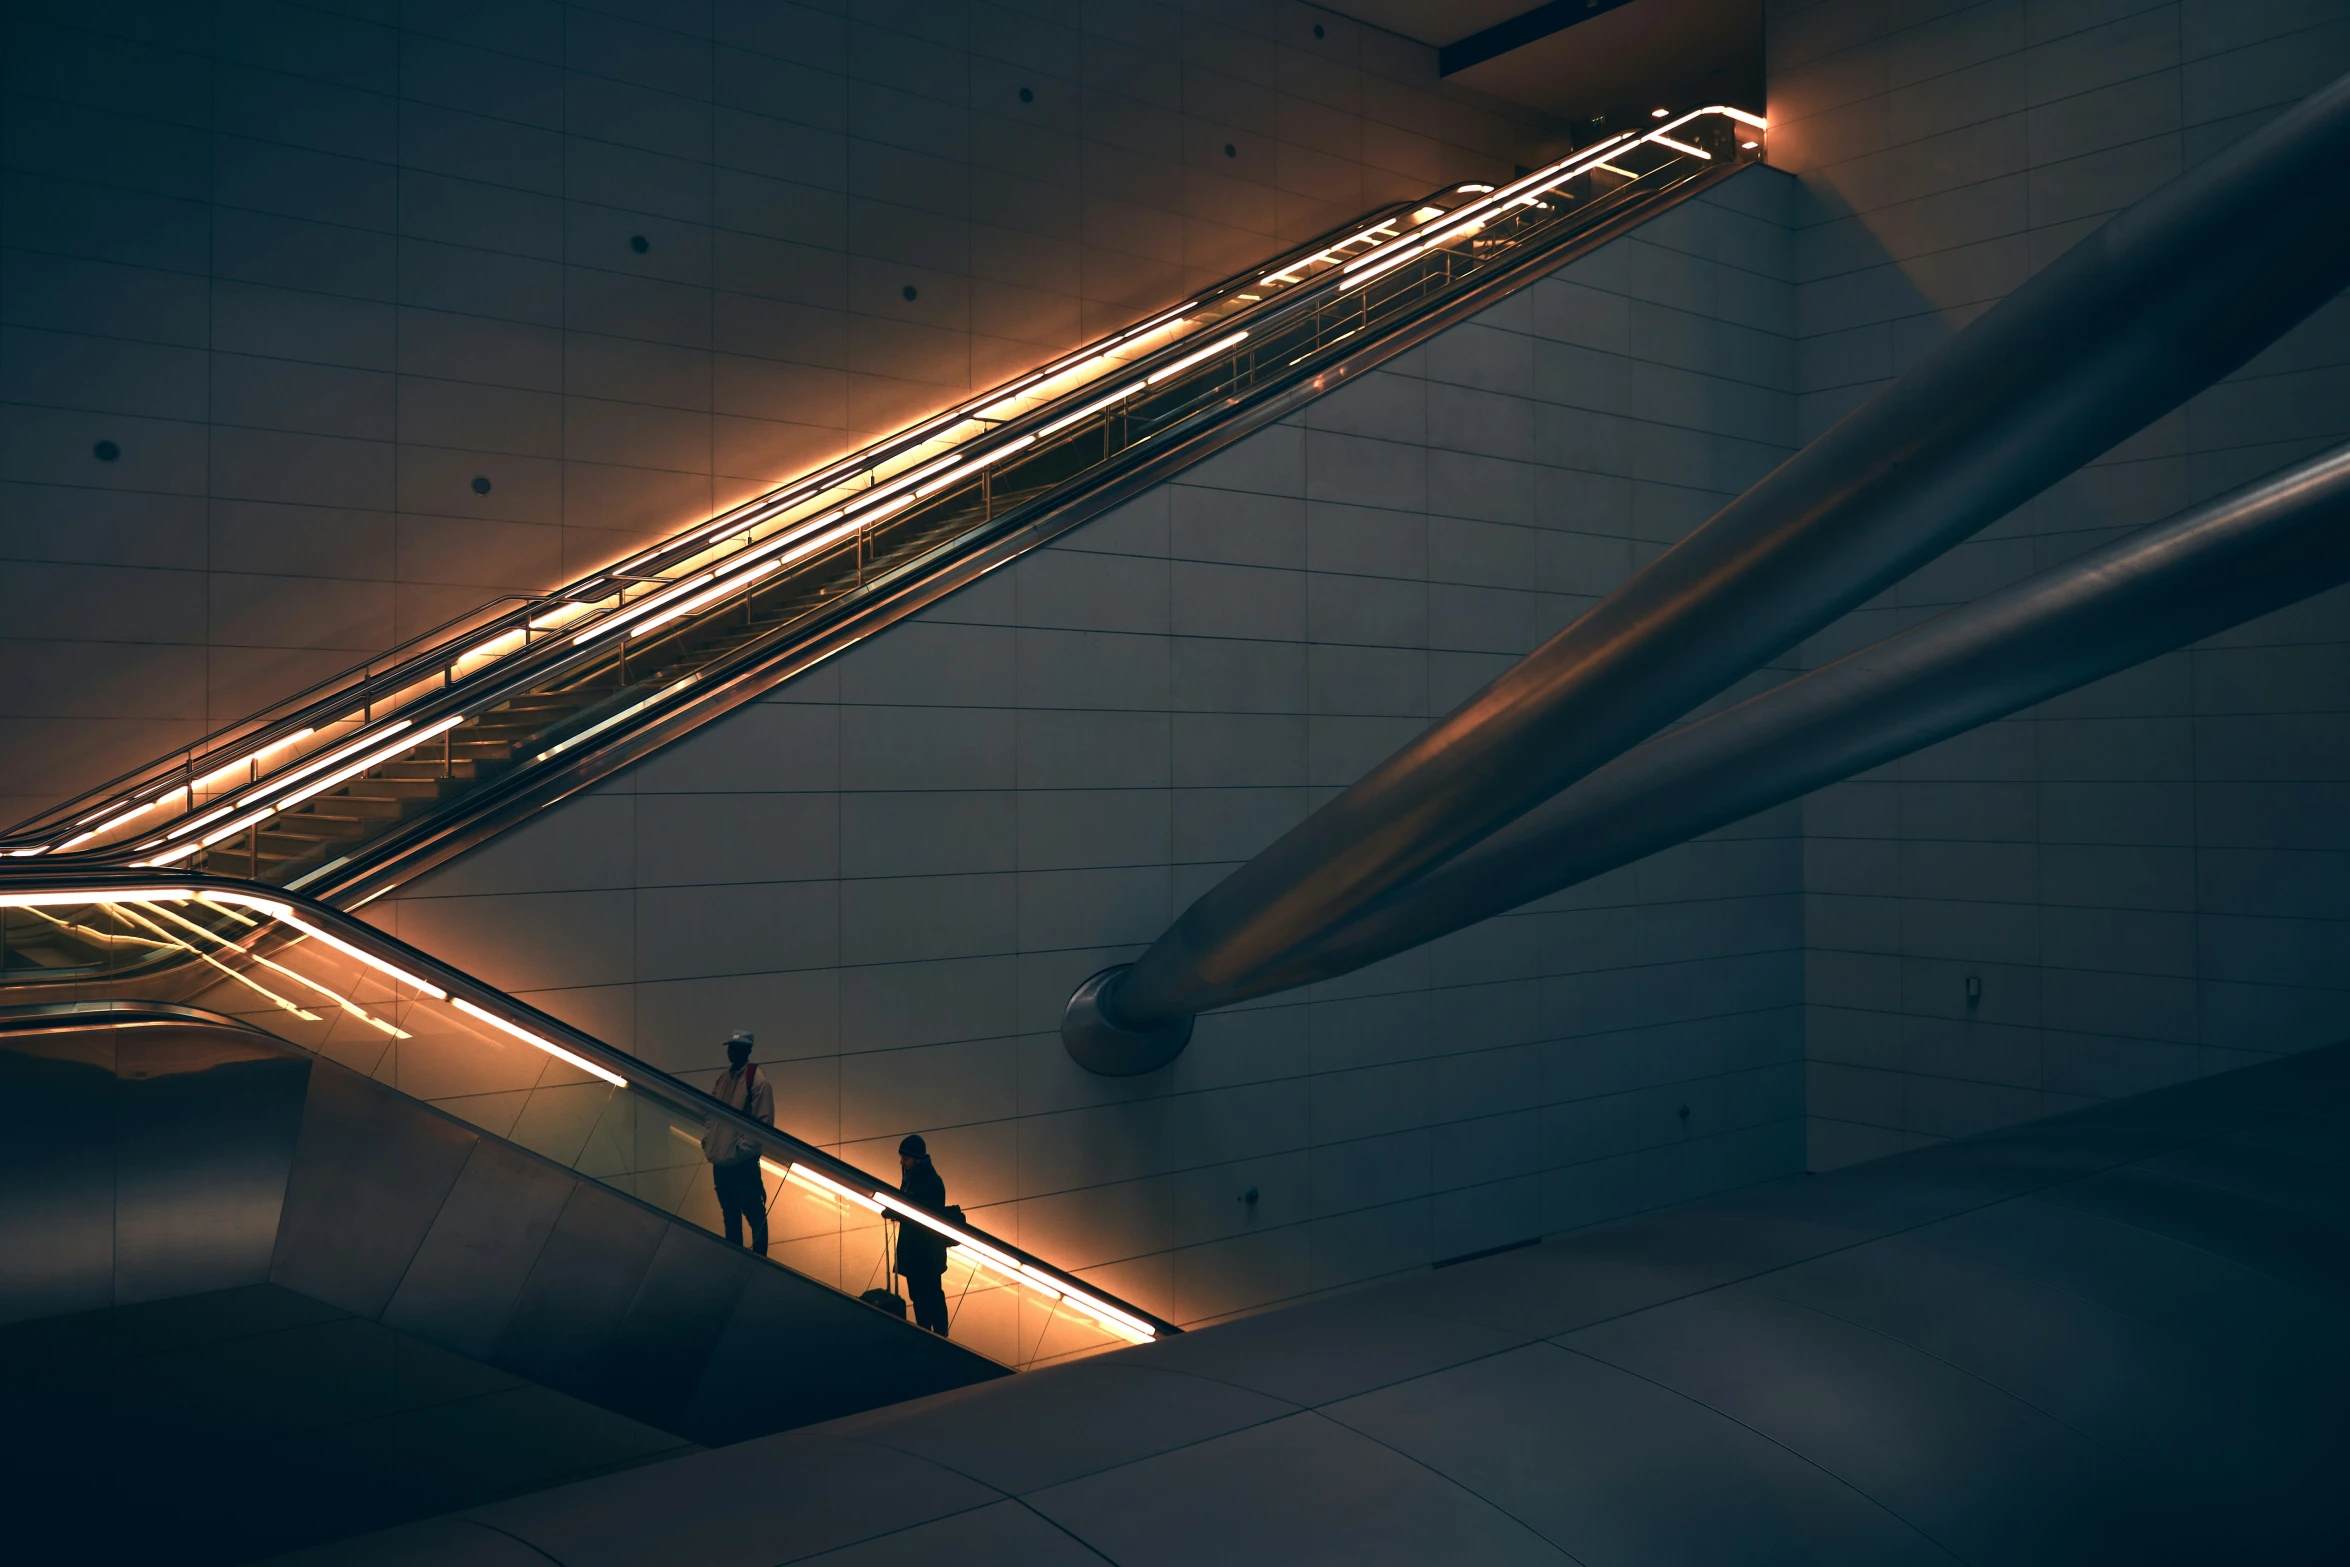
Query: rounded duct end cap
1062 965 1192 1076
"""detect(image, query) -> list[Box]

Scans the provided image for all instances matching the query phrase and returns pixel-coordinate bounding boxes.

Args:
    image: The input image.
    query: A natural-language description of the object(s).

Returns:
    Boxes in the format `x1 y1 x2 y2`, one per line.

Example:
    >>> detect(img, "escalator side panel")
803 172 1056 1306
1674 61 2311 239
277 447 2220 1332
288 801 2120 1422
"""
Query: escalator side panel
270 1056 478 1319
378 1134 581 1363
492 1179 671 1400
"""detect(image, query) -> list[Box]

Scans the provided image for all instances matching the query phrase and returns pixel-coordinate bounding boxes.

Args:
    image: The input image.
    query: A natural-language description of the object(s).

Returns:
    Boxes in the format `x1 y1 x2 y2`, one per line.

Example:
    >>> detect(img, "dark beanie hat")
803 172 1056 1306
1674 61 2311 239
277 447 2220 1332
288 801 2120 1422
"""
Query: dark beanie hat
898 1133 927 1157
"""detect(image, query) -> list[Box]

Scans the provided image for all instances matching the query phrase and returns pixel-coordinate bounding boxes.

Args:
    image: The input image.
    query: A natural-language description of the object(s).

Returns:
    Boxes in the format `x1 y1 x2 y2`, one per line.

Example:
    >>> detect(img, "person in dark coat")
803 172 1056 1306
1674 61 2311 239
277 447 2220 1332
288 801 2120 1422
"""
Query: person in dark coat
895 1134 951 1336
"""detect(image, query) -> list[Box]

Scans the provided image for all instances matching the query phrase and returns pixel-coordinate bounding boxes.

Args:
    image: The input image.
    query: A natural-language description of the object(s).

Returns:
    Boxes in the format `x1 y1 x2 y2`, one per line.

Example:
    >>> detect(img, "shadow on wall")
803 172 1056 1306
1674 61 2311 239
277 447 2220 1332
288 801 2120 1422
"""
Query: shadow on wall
1768 34 2350 1168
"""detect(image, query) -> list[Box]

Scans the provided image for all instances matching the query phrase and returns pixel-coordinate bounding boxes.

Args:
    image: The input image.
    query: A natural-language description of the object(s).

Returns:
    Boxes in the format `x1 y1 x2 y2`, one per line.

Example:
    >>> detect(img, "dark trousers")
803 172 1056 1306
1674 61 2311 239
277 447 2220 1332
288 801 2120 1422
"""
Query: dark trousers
713 1158 768 1254
905 1269 948 1335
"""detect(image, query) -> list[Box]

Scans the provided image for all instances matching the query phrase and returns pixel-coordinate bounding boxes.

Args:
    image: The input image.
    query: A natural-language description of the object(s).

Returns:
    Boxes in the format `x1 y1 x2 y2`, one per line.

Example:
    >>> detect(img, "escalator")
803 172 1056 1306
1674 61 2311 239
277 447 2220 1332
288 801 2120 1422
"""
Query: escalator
0 108 1764 904
0 874 1174 1402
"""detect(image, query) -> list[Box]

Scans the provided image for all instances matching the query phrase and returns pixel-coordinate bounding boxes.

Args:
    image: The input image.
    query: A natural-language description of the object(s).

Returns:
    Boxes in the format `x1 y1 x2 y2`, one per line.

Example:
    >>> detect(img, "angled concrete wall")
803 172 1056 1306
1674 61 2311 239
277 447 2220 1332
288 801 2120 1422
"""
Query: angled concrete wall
1767 0 2350 1166
371 167 1808 1329
0 0 1566 828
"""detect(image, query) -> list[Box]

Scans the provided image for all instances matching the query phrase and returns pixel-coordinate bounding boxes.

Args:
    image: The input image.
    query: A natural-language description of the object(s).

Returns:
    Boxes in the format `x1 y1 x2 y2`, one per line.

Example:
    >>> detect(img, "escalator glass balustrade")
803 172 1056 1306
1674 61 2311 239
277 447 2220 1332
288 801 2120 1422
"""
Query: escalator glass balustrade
0 876 1173 1370
1 109 1764 899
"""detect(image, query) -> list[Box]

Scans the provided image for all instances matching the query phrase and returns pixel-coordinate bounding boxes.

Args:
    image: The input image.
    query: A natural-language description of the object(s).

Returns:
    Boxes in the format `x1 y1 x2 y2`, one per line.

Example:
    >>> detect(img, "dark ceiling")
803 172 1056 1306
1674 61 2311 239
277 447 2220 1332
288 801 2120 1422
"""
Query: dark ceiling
1326 0 1764 133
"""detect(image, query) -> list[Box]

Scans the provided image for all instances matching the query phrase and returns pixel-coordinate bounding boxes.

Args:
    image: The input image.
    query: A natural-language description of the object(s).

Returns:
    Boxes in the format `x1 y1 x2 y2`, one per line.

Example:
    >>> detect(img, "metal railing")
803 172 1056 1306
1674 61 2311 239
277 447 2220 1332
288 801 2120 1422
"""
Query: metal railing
0 870 1176 1369
2 108 1765 901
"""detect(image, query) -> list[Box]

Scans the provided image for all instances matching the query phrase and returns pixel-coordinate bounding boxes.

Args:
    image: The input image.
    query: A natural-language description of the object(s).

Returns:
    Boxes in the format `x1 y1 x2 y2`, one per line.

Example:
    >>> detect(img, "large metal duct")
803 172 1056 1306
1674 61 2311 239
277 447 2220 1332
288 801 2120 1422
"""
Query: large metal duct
1239 440 2350 996
1066 67 2350 1073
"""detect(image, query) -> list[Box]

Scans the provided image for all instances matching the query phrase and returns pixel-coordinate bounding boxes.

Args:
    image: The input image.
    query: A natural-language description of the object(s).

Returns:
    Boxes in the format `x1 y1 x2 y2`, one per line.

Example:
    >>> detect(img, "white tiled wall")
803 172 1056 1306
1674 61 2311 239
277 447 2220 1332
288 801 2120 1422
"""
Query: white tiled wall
0 0 1566 827
371 170 1808 1326
1767 0 2350 1168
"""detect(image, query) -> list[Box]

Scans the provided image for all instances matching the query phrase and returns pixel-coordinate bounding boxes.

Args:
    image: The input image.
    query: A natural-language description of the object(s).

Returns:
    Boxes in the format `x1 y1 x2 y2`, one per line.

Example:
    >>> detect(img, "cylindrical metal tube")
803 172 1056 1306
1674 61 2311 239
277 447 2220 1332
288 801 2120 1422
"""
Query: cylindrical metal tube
1245 442 2350 997
1081 68 2350 1062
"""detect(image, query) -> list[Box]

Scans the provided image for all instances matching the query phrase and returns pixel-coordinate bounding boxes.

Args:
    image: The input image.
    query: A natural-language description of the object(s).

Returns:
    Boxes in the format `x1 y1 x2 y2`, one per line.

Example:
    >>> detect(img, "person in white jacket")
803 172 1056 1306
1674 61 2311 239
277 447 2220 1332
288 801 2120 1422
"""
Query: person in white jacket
702 1031 773 1254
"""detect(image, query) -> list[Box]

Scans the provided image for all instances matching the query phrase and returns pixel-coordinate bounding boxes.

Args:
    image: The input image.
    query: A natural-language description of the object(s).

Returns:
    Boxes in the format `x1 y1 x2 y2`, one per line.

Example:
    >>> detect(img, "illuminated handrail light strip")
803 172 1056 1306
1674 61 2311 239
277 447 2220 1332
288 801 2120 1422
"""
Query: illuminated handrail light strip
873 1191 1154 1341
190 727 318 795
788 1162 885 1212
449 996 627 1088
134 898 409 1039
1036 380 1148 439
913 433 1036 499
271 715 465 813
1340 133 1632 280
161 803 243 844
15 902 176 950
532 674 700 765
573 571 718 645
1145 330 1248 387
629 558 787 638
1649 134 1711 160
0 887 196 908
213 720 416 817
221 898 450 999
102 900 322 1024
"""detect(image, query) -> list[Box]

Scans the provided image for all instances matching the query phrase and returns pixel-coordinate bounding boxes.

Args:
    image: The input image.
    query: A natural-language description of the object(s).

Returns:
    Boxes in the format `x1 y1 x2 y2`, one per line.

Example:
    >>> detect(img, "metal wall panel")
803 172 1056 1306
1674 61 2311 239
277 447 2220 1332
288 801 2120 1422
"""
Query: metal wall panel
269 1062 475 1317
679 1262 1006 1444
0 1029 117 1325
381 1137 576 1361
112 1028 309 1306
596 1225 753 1435
494 1181 668 1406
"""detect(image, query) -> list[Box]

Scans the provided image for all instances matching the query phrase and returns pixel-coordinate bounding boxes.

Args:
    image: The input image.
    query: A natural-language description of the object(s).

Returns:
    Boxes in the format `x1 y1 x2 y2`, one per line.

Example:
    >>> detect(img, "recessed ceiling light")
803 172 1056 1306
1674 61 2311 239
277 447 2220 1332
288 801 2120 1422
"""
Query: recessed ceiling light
1652 108 1669 118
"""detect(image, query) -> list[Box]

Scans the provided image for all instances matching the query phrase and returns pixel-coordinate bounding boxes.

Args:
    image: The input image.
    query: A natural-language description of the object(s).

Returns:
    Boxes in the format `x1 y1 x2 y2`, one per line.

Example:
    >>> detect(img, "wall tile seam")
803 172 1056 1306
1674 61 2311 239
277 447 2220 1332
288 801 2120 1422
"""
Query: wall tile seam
0 396 787 475
1781 70 2314 202
1790 272 2350 357
6 123 1485 264
1768 50 2195 142
34 7 1501 132
469 954 1807 1018
1778 143 2174 229
1558 240 1805 296
1 227 1168 352
1280 981 1806 1029
1768 2 2291 100
973 1114 1810 1216
0 246 1139 386
885 1060 1806 1156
